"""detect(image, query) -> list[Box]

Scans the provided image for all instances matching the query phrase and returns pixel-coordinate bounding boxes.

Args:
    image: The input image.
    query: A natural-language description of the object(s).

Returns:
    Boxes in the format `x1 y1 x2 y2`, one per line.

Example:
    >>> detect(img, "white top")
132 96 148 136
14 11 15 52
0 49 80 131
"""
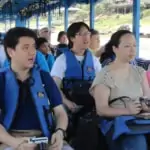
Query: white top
51 53 102 79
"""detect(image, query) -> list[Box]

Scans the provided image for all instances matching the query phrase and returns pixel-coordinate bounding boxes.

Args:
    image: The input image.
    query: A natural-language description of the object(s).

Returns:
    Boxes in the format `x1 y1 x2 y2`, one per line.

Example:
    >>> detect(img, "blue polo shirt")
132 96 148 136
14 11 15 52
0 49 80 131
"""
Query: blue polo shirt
8 71 62 130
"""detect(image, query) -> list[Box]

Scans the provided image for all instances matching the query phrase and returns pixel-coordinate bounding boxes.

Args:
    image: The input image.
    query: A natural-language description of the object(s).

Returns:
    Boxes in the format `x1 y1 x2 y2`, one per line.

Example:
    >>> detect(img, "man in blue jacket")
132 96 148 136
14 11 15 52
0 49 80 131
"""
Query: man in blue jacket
3 50 50 72
0 27 70 150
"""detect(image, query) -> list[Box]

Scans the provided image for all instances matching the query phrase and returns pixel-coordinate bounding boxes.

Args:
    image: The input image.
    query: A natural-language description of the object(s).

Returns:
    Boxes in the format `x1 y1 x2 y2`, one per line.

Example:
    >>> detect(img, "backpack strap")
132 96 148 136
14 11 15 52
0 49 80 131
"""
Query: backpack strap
109 96 131 107
40 70 56 132
40 71 54 109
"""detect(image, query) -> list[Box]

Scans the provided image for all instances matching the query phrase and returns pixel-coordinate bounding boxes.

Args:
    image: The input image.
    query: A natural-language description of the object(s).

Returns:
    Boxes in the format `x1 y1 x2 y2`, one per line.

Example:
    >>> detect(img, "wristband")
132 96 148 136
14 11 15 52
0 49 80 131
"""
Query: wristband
55 128 66 139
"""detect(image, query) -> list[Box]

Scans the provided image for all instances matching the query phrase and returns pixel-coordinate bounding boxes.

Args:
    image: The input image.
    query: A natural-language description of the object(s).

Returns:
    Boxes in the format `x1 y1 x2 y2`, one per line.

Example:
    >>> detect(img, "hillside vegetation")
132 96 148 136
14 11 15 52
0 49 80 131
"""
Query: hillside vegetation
1 1 150 33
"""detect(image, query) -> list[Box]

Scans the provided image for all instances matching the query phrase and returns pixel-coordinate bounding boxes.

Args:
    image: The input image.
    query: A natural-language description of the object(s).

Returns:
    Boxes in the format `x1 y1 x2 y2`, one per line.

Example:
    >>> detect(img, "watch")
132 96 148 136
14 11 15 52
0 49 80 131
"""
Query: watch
55 128 66 138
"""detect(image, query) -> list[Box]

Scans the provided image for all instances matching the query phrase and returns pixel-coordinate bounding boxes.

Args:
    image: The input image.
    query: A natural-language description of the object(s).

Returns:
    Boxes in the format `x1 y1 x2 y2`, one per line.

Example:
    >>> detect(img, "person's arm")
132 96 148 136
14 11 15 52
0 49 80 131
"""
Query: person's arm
53 105 68 131
91 84 141 117
51 55 78 111
45 74 68 150
53 76 78 112
0 124 29 148
43 72 68 131
50 105 68 150
53 76 67 99
0 124 19 147
142 71 150 97
141 71 150 112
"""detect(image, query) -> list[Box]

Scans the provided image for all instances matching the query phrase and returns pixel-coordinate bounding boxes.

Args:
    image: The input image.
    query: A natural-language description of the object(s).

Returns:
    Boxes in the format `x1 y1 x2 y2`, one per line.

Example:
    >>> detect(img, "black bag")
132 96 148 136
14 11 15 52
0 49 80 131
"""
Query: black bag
70 110 108 150
62 79 94 106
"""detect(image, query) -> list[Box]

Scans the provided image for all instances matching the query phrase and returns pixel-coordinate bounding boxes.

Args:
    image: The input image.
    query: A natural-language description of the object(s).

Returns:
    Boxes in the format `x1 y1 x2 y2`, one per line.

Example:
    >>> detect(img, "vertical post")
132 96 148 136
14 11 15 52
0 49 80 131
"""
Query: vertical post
90 0 95 29
27 19 30 28
9 19 12 29
64 0 68 31
24 19 27 27
5 20 7 32
15 18 26 27
36 15 39 29
133 0 140 57
48 11 51 29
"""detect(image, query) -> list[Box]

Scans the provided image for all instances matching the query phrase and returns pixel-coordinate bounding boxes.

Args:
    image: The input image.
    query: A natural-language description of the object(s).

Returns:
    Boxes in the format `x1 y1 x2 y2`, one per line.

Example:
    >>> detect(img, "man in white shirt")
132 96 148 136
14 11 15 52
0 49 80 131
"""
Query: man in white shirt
51 52 101 80
51 22 101 150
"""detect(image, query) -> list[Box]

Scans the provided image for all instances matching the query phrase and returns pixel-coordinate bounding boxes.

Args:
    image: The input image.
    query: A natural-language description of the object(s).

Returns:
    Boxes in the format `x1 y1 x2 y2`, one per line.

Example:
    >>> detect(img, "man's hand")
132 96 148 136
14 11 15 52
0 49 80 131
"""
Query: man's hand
49 130 63 150
10 137 37 150
64 98 78 113
10 137 28 149
17 142 37 150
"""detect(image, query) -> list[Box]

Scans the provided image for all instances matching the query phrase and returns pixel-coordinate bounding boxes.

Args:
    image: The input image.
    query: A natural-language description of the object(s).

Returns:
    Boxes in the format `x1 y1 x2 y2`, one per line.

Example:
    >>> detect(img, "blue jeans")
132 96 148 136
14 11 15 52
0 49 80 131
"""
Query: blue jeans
106 132 147 150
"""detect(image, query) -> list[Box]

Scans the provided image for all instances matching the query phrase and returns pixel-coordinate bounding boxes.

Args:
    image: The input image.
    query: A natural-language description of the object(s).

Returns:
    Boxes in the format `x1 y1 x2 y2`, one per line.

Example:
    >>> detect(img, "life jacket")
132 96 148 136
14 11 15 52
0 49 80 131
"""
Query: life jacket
64 49 95 80
99 96 150 140
0 67 54 138
45 54 55 71
3 59 9 68
62 49 95 107
35 51 50 72
3 51 50 72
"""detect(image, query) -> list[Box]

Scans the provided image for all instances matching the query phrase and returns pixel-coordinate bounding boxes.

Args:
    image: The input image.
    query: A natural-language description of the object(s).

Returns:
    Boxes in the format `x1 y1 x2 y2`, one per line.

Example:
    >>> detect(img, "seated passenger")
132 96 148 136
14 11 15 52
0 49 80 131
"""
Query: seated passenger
3 50 50 72
36 37 55 71
57 31 68 46
100 48 150 70
0 27 72 150
36 51 50 72
55 31 68 58
89 29 100 56
39 27 55 55
51 22 102 150
55 44 68 59
90 30 150 150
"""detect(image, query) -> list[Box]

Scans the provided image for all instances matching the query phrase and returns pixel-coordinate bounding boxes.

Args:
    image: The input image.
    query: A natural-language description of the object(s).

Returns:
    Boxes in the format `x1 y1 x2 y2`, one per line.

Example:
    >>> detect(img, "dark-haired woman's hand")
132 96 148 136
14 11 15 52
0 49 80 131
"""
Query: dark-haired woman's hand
126 101 142 115
141 101 149 112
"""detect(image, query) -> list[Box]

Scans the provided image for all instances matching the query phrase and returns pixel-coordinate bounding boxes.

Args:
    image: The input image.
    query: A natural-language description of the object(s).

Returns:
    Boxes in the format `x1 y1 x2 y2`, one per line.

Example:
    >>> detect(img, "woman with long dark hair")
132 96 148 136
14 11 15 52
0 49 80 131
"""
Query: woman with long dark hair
90 30 150 150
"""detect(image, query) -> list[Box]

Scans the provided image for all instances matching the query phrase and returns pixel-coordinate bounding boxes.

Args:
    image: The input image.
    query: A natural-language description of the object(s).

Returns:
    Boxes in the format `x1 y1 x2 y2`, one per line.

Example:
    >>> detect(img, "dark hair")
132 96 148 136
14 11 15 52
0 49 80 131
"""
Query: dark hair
36 37 48 49
67 22 90 49
4 27 37 60
57 31 67 42
32 29 39 37
90 29 99 37
100 30 132 64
